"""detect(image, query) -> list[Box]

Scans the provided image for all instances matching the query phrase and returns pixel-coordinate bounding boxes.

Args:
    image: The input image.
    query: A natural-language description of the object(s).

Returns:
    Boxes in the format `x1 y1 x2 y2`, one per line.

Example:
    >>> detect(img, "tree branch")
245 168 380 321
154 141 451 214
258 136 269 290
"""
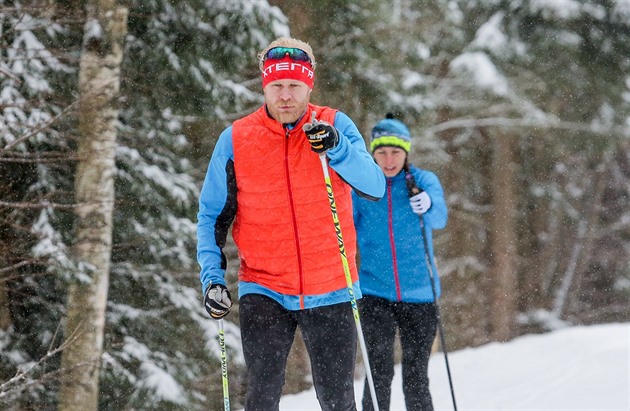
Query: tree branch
424 117 629 138
0 321 81 400
0 201 78 210
1 100 79 153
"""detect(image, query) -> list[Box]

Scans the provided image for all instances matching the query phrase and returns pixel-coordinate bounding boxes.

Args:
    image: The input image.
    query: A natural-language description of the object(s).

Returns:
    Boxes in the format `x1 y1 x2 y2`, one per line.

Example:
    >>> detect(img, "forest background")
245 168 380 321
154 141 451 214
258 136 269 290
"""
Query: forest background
1 0 629 410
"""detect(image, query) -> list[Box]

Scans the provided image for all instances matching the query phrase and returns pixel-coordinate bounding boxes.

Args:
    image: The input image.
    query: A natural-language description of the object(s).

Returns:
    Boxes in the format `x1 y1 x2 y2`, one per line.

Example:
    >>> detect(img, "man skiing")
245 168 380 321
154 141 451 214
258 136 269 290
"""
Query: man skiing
197 36 385 410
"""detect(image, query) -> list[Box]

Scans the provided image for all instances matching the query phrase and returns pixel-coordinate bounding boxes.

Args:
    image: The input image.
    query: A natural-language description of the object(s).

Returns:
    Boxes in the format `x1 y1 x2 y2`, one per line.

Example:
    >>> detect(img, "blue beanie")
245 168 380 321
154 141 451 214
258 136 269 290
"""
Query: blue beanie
370 113 411 153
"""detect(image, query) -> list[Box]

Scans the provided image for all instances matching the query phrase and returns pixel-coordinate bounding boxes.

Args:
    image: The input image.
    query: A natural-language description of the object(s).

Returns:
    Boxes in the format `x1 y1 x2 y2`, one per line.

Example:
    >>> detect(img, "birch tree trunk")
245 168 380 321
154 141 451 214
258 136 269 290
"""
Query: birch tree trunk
57 2 127 410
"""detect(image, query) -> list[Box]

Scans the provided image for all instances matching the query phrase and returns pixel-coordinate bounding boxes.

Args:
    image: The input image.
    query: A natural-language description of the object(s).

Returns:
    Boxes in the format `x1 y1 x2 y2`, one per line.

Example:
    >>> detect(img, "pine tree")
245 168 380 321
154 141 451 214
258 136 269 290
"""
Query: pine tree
1 1 288 409
1 1 78 406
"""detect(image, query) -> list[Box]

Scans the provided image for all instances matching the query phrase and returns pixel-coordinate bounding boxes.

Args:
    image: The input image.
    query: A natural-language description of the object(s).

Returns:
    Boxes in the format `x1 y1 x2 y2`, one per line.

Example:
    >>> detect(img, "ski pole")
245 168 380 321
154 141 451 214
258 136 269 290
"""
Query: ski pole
419 215 458 411
218 319 230 411
318 153 380 411
406 173 458 411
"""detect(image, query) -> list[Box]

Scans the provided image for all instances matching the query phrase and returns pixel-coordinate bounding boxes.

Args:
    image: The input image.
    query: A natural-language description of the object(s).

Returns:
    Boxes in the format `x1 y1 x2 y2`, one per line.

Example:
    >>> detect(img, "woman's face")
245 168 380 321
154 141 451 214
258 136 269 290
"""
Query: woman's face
372 146 407 177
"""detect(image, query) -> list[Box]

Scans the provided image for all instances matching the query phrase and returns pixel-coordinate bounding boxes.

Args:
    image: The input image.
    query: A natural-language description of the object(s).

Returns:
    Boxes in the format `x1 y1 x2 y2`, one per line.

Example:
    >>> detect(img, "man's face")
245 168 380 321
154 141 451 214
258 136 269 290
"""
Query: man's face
264 79 312 124
373 146 407 177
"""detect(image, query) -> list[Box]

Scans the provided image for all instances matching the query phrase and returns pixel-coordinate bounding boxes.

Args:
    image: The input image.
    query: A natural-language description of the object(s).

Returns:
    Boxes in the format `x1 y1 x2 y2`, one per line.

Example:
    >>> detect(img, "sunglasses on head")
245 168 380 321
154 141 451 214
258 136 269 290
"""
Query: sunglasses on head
264 47 312 64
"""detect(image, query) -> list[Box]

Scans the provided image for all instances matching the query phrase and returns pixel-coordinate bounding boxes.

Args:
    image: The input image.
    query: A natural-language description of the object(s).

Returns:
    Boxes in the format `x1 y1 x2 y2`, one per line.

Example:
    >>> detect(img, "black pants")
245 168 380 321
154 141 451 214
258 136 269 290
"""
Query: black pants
359 296 438 411
240 294 358 411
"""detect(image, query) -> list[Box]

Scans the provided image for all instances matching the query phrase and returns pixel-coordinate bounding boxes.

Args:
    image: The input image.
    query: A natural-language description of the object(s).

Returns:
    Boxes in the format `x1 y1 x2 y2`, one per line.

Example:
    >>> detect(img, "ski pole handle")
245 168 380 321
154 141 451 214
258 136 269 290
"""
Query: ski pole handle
405 172 422 197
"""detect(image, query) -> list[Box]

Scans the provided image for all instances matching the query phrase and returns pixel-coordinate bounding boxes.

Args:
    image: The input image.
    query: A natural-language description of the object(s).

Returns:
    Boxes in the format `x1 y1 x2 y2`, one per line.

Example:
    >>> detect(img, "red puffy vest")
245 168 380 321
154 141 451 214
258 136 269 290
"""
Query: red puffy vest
231 104 358 297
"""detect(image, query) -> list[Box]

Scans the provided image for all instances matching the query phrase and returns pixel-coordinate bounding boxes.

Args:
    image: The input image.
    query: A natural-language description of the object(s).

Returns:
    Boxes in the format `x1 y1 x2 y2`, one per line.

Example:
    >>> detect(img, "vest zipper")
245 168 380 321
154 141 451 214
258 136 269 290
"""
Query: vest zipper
284 127 305 309
387 179 402 301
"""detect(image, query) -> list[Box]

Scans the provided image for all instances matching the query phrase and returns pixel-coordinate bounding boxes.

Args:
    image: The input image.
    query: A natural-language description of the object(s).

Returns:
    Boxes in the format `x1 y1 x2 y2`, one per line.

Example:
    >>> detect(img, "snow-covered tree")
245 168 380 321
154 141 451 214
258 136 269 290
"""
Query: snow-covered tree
1 1 288 409
1 1 77 406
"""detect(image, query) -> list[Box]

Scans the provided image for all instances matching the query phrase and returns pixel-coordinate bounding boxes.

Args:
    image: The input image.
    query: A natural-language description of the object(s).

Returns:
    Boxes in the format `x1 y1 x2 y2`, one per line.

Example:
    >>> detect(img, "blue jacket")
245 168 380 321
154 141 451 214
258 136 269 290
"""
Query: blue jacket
352 164 447 303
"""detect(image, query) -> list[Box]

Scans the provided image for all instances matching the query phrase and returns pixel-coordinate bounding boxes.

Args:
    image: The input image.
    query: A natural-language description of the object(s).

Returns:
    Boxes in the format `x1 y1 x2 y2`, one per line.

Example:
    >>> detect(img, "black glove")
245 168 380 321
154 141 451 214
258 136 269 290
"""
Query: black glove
204 284 232 319
303 112 339 154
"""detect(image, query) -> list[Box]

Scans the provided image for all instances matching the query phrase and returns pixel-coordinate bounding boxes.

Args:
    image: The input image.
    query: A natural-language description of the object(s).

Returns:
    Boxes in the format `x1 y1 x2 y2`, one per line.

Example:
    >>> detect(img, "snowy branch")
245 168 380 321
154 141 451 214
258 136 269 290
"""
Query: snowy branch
0 65 21 84
0 200 78 209
0 321 76 400
1 99 79 152
424 117 630 138
0 151 80 163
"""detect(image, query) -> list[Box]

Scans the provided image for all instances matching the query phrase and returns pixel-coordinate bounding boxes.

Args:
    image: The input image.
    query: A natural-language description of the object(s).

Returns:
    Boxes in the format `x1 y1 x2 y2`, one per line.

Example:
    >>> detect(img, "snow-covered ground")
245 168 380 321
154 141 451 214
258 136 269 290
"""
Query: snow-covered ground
278 322 629 410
